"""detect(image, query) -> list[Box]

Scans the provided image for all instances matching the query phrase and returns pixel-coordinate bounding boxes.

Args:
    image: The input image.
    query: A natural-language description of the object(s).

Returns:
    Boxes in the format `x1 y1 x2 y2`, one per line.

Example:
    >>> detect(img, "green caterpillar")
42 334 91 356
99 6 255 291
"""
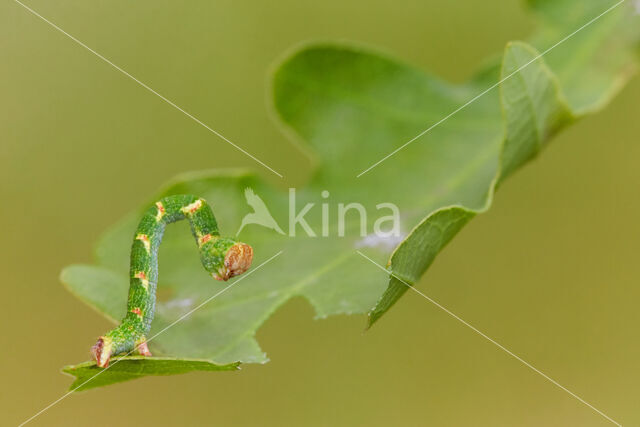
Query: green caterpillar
91 195 254 368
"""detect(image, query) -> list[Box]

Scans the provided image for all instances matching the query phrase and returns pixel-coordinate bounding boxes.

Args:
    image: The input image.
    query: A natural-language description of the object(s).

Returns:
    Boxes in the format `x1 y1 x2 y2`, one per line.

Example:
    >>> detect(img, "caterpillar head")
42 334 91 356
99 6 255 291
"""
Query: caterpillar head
204 238 254 281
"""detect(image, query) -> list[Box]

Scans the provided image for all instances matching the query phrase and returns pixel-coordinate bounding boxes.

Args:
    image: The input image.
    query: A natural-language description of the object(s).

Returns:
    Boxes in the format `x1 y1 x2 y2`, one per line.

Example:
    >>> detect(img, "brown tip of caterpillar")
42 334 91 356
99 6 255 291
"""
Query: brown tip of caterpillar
214 243 254 281
91 337 112 368
226 242 254 279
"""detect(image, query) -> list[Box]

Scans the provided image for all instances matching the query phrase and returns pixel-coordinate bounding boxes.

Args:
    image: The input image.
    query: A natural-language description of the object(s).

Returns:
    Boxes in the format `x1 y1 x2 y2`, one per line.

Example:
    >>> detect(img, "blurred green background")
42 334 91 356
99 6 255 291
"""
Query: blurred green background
1 0 639 425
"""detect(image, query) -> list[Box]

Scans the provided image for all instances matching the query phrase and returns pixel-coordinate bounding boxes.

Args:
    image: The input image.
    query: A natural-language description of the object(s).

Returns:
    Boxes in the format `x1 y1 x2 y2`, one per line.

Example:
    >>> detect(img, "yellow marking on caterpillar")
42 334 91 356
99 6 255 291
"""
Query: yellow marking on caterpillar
181 199 203 215
135 233 151 254
155 202 165 222
198 233 214 247
131 307 143 321
134 271 149 291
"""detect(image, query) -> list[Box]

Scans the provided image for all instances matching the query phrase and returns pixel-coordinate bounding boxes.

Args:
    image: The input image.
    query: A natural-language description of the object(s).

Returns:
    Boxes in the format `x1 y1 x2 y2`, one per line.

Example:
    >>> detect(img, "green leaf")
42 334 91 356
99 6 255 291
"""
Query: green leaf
62 357 239 391
370 41 576 325
61 0 639 388
499 42 574 180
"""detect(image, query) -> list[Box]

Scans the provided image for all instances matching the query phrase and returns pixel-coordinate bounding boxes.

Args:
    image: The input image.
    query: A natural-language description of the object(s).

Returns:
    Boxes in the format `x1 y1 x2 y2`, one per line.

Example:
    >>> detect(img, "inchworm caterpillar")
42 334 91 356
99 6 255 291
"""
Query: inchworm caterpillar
91 195 254 368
